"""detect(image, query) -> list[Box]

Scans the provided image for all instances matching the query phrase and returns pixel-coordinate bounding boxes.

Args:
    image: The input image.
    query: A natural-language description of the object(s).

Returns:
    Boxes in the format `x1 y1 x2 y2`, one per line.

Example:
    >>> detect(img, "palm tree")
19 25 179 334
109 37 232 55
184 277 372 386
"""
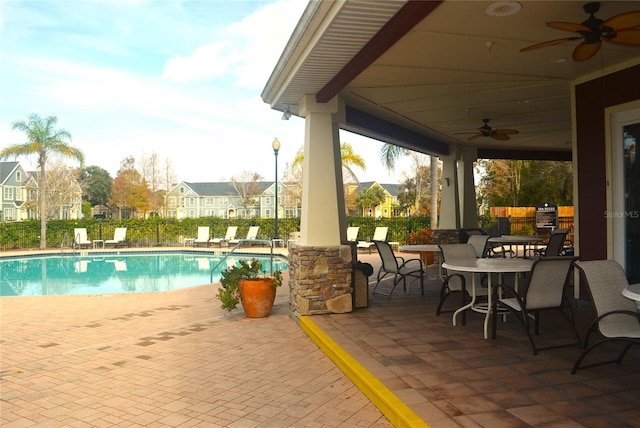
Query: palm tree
1 114 84 248
381 143 439 226
291 141 366 184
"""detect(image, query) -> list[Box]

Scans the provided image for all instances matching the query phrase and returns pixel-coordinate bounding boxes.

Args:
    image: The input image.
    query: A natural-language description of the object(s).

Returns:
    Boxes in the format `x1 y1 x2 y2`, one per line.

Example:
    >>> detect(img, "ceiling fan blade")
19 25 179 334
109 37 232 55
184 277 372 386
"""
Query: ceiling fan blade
495 129 519 135
520 37 581 52
607 29 640 46
603 10 640 30
546 21 590 32
573 41 601 61
491 133 510 141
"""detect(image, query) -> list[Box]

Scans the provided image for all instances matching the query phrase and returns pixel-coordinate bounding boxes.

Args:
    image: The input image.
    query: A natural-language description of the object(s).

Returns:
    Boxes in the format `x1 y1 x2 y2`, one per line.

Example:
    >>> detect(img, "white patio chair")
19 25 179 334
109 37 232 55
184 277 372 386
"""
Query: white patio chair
194 226 210 247
571 260 640 374
357 227 388 253
491 256 580 355
210 226 238 247
73 228 92 249
105 227 127 248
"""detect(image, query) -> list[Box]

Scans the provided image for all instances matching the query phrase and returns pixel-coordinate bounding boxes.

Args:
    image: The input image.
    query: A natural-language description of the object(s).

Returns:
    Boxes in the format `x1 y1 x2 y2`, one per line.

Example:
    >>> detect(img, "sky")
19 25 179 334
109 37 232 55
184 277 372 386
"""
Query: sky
0 0 414 185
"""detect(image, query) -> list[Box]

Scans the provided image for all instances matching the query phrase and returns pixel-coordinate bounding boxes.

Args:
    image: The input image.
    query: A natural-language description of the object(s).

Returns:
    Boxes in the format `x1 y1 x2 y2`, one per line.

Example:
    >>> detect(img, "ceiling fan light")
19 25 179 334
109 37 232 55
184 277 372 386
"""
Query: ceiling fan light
485 2 522 17
551 57 567 63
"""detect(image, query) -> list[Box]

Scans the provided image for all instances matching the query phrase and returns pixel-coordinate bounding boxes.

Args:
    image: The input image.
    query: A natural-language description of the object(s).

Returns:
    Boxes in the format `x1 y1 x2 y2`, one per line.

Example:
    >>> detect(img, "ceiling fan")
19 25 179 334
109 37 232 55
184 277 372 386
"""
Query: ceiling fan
459 119 519 141
520 2 640 61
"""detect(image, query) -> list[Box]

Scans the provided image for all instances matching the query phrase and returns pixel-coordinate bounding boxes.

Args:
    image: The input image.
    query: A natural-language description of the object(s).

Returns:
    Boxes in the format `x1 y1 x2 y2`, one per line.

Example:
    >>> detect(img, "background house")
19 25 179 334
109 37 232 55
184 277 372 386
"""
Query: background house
1 161 82 221
164 181 305 219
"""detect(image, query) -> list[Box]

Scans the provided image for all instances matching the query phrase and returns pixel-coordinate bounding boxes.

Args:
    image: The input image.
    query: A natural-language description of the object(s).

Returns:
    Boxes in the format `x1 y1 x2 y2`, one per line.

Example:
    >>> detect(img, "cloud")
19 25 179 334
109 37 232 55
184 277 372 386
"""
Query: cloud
161 0 306 87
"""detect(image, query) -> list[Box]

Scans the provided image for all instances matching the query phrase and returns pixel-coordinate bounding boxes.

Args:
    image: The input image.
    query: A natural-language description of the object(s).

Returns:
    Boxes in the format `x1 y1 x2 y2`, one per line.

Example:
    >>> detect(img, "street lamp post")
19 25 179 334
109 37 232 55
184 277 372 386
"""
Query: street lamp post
272 138 281 240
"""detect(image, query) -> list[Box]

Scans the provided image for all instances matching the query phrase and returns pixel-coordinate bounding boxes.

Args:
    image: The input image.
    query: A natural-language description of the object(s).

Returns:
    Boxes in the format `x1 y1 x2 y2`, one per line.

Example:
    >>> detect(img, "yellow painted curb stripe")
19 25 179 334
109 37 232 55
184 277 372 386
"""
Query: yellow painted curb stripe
300 316 430 428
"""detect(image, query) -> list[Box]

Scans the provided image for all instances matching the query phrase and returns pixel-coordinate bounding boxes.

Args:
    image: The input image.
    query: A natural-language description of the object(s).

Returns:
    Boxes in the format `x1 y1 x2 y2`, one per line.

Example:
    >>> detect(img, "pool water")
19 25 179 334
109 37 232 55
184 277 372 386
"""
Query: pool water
0 252 288 297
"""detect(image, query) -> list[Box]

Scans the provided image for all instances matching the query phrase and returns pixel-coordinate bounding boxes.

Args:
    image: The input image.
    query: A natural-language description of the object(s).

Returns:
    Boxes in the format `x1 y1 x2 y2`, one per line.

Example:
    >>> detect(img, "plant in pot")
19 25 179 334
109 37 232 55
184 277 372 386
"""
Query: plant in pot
216 258 282 318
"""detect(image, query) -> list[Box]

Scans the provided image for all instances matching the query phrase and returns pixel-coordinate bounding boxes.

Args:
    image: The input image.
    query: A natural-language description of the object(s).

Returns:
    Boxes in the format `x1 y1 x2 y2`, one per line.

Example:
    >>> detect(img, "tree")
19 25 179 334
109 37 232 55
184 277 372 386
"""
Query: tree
0 114 84 248
108 157 150 219
357 185 387 216
139 151 169 215
291 142 366 184
290 142 366 214
80 165 113 207
231 171 263 217
381 144 438 221
477 159 573 209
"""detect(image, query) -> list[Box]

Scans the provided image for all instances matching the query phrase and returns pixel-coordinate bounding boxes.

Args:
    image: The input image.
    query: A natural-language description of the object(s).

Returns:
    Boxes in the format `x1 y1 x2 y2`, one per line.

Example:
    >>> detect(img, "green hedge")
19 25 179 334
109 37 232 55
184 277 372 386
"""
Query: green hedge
0 217 433 250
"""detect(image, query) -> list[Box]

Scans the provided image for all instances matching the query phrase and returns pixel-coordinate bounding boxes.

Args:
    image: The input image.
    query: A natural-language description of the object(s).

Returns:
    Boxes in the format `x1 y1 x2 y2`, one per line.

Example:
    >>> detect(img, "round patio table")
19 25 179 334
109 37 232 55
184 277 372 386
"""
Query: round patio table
622 283 640 302
399 244 442 279
442 258 535 339
488 235 543 258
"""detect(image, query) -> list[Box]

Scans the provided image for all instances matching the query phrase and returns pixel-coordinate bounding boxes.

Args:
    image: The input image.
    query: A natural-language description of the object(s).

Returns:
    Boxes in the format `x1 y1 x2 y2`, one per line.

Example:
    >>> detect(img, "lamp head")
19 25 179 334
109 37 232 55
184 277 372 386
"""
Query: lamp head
272 138 281 151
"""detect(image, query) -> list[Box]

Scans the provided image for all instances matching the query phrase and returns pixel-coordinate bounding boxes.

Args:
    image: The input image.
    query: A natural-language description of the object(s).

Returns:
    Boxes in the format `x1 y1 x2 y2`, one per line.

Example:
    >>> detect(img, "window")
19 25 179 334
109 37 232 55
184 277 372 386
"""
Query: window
4 187 14 201
16 171 21 182
179 187 184 194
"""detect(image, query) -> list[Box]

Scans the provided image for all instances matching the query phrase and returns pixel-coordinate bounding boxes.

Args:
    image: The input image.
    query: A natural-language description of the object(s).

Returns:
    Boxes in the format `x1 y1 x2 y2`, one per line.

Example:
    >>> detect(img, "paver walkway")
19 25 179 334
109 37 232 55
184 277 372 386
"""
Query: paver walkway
0 268 390 427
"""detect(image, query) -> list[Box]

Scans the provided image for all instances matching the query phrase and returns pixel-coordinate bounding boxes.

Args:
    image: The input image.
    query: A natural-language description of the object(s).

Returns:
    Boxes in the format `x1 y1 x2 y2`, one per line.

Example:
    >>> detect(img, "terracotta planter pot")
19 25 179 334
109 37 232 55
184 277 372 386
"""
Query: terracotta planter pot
239 278 277 318
420 251 435 266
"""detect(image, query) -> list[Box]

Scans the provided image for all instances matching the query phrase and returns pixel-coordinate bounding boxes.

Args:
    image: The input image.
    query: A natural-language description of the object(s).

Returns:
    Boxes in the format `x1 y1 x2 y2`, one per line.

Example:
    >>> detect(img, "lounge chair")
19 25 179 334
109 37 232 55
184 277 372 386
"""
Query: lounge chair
73 228 92 249
571 260 640 374
105 227 127 248
210 226 238 247
194 226 210 247
229 226 260 245
491 256 580 355
371 240 424 298
347 226 359 242
357 227 388 253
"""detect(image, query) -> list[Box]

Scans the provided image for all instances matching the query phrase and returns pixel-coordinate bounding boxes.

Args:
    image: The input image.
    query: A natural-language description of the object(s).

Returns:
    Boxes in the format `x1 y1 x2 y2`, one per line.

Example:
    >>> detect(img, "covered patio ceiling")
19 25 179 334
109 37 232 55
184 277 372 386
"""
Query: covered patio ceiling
262 0 640 161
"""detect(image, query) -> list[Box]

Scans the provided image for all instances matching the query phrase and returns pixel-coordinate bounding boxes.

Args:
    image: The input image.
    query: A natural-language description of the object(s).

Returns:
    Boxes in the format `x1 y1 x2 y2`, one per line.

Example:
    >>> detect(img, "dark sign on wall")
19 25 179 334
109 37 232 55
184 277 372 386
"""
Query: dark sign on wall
536 203 558 230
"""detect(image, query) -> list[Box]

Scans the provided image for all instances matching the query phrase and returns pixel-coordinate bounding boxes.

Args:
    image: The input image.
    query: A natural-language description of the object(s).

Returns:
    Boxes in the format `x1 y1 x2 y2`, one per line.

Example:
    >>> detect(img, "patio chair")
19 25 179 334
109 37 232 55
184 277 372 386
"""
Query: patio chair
491 256 580 355
437 244 489 325
194 226 210 247
346 226 360 242
467 234 490 258
532 229 569 257
210 226 238 247
371 240 424 298
571 260 640 374
357 227 388 253
229 226 260 245
73 228 92 249
105 227 127 248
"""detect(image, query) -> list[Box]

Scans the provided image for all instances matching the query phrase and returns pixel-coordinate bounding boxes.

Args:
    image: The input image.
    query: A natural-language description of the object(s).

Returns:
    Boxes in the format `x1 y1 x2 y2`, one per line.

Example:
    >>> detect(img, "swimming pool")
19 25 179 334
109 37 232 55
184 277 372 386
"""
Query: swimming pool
0 251 288 297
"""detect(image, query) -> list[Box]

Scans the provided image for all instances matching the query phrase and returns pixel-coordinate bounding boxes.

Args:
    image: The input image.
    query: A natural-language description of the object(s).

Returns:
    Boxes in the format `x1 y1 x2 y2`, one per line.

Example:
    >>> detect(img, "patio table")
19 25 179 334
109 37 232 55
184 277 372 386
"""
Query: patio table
399 244 442 279
442 257 535 339
488 235 543 258
622 283 640 302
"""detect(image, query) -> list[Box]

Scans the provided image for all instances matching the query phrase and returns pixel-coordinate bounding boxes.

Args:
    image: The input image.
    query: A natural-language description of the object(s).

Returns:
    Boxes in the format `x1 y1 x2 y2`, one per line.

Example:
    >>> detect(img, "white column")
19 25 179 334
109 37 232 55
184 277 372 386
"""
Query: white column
439 150 460 229
298 94 341 246
459 145 478 228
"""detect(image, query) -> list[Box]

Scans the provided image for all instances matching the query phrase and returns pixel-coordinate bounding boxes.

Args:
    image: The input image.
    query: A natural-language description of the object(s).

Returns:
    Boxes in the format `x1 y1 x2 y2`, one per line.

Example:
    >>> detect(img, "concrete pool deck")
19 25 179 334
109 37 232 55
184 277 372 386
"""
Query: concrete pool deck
2 247 640 426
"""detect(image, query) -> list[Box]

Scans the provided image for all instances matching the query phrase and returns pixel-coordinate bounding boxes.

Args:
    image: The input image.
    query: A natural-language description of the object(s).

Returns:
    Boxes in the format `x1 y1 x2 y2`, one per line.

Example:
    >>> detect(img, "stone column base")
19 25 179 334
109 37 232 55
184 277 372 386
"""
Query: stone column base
288 243 353 319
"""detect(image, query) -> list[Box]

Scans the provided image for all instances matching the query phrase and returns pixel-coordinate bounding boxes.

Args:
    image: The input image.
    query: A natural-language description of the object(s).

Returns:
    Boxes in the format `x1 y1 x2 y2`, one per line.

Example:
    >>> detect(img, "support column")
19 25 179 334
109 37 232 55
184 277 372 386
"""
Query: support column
298 94 341 246
288 95 353 319
459 145 478 229
439 149 460 229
